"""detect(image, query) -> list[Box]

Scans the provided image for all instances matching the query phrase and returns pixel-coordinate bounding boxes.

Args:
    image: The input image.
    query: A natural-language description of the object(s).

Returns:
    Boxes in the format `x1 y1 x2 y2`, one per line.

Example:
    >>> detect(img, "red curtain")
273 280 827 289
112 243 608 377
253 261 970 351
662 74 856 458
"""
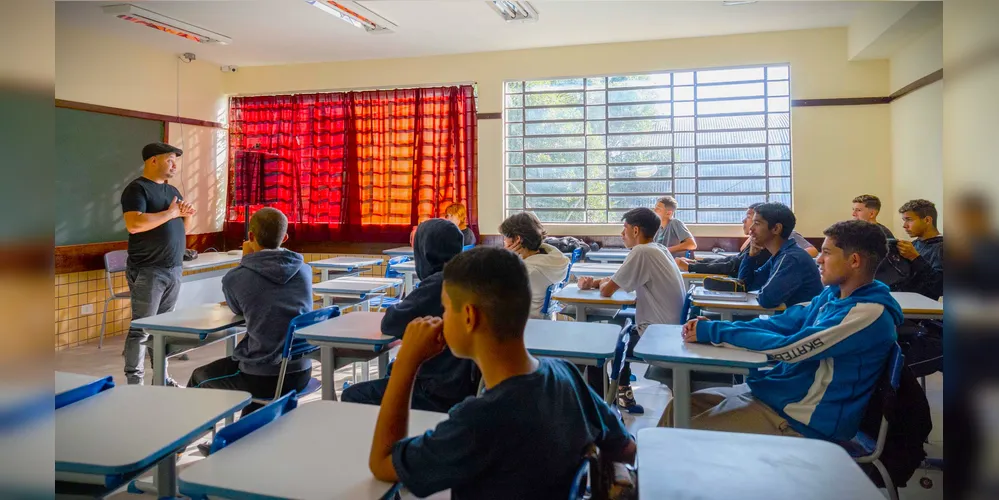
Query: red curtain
226 86 476 243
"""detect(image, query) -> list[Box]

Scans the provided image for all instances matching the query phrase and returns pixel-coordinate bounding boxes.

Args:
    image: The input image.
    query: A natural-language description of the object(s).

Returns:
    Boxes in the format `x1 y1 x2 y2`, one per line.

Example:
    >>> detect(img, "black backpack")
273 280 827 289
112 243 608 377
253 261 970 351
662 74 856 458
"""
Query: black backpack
875 238 911 288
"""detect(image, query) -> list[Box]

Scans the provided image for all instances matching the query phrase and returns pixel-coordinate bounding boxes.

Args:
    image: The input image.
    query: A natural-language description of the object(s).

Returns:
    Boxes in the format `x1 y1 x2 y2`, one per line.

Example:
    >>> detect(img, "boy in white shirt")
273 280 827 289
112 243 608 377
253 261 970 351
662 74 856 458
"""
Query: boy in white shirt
577 207 686 413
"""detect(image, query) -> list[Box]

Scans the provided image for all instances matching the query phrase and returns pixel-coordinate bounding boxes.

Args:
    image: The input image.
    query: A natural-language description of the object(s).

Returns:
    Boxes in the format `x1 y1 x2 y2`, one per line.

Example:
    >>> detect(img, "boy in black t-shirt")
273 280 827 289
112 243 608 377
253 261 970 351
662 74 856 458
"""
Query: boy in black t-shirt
369 247 635 500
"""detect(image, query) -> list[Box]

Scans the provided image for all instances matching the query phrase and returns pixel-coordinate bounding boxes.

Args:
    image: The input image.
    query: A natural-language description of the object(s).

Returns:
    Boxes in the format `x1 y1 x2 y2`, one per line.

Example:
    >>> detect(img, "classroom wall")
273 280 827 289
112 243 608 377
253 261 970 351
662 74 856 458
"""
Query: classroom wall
222 28 891 238
55 23 228 236
889 23 943 237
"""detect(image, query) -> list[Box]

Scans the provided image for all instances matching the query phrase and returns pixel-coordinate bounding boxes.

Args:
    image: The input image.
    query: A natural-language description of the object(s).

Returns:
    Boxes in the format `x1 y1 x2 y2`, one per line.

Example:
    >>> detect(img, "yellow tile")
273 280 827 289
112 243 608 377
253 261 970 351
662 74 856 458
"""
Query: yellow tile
67 295 78 308
68 306 80 319
67 330 79 345
57 334 68 347
58 297 69 309
68 318 79 331
56 274 68 285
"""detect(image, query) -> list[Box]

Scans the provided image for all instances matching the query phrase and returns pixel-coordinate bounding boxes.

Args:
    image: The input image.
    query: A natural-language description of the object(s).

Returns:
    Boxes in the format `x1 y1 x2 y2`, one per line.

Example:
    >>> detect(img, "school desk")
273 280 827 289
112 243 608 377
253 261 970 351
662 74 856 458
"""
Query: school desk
890 291 943 320
383 246 415 258
553 284 636 322
524 319 621 403
314 277 403 309
690 286 785 321
310 256 383 281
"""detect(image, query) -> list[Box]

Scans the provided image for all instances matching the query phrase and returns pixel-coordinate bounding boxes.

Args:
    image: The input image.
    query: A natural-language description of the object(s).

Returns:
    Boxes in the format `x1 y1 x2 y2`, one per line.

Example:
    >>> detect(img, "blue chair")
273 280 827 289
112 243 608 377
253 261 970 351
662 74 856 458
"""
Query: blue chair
462 244 475 252
252 306 340 405
369 256 411 311
603 319 634 405
55 376 115 410
838 343 904 500
562 247 583 286
568 459 590 500
208 391 299 455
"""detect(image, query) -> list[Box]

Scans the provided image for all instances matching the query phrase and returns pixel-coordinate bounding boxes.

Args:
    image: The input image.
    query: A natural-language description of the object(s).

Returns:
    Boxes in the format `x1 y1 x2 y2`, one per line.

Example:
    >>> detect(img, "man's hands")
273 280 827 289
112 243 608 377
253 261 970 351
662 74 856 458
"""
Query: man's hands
747 239 763 257
897 240 920 261
504 239 529 259
681 316 710 343
241 240 256 257
675 257 694 272
396 317 447 368
577 276 602 290
168 196 197 218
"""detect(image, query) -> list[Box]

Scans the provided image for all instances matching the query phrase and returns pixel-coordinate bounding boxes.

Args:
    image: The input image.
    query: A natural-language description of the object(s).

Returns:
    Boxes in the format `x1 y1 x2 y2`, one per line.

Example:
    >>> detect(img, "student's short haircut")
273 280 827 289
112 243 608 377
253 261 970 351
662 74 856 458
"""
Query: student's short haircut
622 207 661 239
657 196 678 211
747 202 764 212
443 203 468 230
249 207 288 249
823 220 888 275
443 247 532 340
498 212 546 251
898 199 938 228
753 203 796 239
853 194 882 211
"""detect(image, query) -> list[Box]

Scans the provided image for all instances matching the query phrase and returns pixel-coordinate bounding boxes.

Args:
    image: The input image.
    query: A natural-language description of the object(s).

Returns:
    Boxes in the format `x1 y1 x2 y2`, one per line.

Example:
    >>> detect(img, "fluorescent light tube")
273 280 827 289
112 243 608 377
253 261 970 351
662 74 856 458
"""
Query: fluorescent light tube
306 1 396 33
102 4 231 45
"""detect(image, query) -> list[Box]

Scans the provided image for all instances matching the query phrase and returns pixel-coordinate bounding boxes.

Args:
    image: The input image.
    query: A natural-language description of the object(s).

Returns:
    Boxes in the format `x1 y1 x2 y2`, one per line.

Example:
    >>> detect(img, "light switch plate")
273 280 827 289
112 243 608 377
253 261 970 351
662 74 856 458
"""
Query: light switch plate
80 304 95 315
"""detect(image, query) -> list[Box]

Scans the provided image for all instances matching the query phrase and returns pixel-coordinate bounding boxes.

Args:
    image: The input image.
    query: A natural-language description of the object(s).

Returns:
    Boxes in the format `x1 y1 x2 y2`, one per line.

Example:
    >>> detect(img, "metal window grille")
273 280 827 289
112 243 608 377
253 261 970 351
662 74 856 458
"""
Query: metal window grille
503 65 792 224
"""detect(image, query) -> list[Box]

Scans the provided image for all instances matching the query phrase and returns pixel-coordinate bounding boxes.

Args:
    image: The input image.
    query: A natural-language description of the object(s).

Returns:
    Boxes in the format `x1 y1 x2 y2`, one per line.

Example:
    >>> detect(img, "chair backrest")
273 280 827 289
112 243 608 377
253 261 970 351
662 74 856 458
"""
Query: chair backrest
567 459 590 500
209 391 298 454
55 376 115 410
384 256 411 279
680 291 693 324
887 342 905 391
540 283 556 317
609 320 634 380
104 250 129 290
561 248 583 287
462 244 475 252
282 306 340 359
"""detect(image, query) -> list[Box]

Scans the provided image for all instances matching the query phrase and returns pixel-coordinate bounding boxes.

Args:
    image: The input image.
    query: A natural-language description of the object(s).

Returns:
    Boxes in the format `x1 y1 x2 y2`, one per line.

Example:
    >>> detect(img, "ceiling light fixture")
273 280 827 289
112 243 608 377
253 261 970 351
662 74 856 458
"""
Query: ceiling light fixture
722 1 758 6
488 1 539 23
306 1 396 34
102 4 231 44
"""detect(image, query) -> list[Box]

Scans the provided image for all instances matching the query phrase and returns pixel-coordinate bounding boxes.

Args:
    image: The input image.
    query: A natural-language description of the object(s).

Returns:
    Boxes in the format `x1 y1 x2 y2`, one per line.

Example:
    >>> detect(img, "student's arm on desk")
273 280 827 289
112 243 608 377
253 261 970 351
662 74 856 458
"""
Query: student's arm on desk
696 302 881 362
598 278 621 297
667 237 697 255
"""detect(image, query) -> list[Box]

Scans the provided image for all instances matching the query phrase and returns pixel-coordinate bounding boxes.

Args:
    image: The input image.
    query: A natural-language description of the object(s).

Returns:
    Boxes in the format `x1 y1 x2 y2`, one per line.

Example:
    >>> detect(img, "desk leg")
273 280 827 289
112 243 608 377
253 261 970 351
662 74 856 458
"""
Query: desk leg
321 346 337 401
720 312 733 321
602 360 612 405
152 332 166 386
226 334 236 357
322 295 332 308
377 351 389 379
321 269 329 281
360 361 370 382
404 272 414 295
577 307 588 323
672 367 692 429
155 452 177 498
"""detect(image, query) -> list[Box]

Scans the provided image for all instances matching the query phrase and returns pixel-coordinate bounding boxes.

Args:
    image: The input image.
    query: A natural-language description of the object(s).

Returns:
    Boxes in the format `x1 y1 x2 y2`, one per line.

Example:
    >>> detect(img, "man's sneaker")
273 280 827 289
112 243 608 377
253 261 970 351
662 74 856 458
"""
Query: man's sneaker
617 386 645 414
164 378 183 388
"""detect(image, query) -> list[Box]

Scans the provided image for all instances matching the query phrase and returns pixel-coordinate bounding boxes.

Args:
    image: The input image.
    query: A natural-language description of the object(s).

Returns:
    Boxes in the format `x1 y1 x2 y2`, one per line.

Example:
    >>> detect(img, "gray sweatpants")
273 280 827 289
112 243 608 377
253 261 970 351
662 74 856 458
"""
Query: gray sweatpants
124 266 182 385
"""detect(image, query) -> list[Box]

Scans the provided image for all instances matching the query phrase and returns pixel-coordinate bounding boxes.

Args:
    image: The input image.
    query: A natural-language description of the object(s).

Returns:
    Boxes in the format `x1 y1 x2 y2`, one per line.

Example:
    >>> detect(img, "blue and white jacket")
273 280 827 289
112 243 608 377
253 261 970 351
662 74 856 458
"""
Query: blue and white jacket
696 281 902 441
739 238 823 309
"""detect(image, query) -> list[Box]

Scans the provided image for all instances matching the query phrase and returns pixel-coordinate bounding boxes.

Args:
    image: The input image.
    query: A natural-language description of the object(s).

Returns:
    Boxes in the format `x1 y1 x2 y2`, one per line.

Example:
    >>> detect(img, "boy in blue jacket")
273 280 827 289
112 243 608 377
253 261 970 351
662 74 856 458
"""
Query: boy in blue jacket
662 220 902 440
187 208 313 415
342 218 478 412
369 247 635 499
739 202 823 308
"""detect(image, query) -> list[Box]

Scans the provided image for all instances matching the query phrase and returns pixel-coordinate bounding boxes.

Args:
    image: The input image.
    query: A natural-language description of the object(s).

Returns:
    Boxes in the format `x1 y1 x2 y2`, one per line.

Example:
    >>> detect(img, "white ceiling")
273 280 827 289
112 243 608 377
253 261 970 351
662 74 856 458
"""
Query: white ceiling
56 1 898 67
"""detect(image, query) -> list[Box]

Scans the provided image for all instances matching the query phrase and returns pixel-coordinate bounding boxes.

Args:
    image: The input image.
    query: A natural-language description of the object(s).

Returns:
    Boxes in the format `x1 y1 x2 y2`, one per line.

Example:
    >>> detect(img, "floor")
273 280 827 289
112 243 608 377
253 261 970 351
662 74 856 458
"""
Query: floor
56 335 944 499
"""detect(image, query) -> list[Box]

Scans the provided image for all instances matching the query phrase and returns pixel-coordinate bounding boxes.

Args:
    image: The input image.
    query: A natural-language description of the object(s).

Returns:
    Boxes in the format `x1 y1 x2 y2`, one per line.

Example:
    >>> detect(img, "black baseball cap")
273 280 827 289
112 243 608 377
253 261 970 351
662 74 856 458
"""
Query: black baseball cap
141 142 184 161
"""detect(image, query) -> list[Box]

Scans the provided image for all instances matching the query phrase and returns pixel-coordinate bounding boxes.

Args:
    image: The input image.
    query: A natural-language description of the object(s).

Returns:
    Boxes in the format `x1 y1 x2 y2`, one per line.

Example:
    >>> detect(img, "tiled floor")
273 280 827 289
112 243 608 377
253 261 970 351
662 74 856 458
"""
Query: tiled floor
55 337 943 499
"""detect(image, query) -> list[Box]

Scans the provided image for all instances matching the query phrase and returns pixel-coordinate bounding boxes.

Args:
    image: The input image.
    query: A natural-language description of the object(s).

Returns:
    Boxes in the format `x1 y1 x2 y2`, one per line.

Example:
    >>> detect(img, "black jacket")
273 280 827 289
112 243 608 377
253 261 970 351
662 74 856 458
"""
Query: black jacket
892 235 943 300
688 246 770 278
382 219 478 405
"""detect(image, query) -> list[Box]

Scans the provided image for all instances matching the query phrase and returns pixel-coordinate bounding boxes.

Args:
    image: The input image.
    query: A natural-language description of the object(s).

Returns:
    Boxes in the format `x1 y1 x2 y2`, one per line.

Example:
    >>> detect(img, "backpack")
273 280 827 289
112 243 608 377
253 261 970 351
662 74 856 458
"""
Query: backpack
545 236 595 259
856 364 932 488
875 238 911 288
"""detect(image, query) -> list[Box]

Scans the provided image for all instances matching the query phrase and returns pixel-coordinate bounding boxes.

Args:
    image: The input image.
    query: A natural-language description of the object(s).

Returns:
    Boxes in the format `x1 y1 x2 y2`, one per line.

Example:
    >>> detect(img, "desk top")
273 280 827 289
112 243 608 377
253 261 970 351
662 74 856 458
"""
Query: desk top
586 249 630 262
183 251 242 271
570 263 621 278
54 372 101 398
690 286 785 312
637 427 884 500
130 303 244 335
554 284 636 306
56 386 250 475
524 319 620 359
310 257 383 270
692 251 739 260
296 311 395 346
314 277 402 295
179 402 446 500
890 291 943 316
634 325 768 369
393 261 417 273
383 247 415 257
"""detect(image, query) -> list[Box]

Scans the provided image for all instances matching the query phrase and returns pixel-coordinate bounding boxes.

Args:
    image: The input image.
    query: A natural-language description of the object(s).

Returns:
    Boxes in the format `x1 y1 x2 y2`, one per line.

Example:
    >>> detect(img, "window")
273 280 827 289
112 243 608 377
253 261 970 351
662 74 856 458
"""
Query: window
503 65 791 224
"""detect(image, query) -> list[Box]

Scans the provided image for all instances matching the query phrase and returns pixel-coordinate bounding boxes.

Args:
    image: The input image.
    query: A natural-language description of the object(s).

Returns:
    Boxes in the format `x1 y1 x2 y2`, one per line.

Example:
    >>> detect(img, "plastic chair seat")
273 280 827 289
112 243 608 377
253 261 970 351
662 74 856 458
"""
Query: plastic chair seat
289 343 319 358
300 378 322 397
369 296 402 310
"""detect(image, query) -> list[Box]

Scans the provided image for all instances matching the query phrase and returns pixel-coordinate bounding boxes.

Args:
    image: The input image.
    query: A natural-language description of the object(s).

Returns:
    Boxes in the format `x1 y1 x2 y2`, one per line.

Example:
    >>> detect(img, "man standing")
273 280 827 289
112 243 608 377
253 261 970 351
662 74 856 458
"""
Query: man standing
652 196 697 256
851 194 896 239
121 142 196 385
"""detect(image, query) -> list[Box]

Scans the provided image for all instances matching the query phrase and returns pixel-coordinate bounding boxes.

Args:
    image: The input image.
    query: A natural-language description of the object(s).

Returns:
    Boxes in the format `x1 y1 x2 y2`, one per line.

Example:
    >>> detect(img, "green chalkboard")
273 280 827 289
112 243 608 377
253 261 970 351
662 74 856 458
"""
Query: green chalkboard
55 107 164 246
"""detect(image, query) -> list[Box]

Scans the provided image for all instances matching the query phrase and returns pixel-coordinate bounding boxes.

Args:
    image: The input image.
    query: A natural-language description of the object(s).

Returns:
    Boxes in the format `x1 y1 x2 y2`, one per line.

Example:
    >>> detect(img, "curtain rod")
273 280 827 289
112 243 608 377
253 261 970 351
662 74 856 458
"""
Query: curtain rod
230 81 477 98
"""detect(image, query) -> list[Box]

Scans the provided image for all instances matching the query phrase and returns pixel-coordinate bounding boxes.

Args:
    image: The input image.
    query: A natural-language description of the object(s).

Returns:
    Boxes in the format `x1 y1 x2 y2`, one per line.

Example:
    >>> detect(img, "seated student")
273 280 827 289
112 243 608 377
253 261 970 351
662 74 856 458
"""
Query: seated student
444 202 475 246
739 202 824 309
342 219 477 412
852 194 896 239
893 199 943 300
187 208 312 415
368 247 636 499
499 212 570 318
577 207 685 414
653 196 697 255
662 220 902 440
789 229 819 258
676 203 770 276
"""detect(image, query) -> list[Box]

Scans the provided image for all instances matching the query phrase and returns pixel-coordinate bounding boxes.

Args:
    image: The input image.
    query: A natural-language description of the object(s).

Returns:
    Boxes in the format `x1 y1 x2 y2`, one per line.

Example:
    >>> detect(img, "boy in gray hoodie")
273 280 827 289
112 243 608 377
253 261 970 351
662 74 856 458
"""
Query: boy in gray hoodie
187 208 313 415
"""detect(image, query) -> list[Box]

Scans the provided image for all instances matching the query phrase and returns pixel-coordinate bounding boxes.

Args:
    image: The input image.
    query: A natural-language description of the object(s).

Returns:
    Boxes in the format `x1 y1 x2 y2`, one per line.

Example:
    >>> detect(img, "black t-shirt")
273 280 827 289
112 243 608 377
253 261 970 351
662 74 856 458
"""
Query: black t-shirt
120 177 186 269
